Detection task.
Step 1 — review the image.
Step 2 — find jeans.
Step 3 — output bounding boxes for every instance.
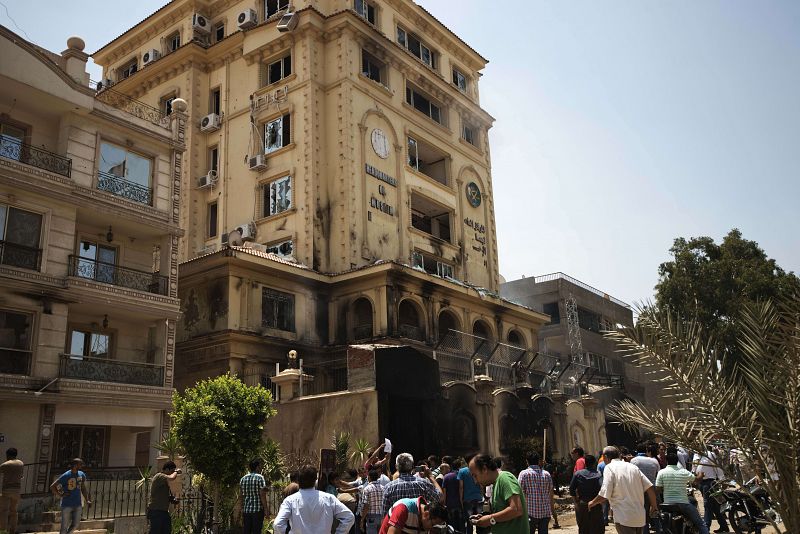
[668,502,709,534]
[148,509,171,534]
[575,501,604,534]
[644,500,662,534]
[60,506,82,534]
[699,479,728,530]
[364,513,383,534]
[243,510,264,534]
[447,507,464,532]
[0,492,21,534]
[529,516,549,534]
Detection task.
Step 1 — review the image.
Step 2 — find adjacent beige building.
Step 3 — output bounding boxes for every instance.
[0,26,186,479]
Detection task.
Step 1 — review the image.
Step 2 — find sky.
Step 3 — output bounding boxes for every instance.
[3,0,798,306]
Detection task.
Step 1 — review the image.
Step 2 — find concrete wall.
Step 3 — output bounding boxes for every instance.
[264,388,379,458]
[0,401,40,464]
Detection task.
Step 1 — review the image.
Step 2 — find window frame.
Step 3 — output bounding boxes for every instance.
[208,146,219,172]
[167,31,181,53]
[263,113,291,153]
[120,58,138,79]
[0,308,35,374]
[452,67,468,93]
[397,26,436,68]
[264,54,292,86]
[208,201,218,238]
[262,175,292,218]
[405,85,443,125]
[97,140,154,191]
[210,87,221,116]
[66,325,113,360]
[461,121,478,147]
[213,21,225,43]
[354,0,376,24]
[361,49,386,86]
[160,93,176,116]
[265,0,290,19]
[261,287,295,332]
[265,239,294,257]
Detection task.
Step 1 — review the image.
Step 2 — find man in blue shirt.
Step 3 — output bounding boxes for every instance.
[50,458,91,534]
[458,455,483,533]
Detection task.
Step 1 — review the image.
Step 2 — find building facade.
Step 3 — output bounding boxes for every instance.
[0,27,186,480]
[501,272,650,448]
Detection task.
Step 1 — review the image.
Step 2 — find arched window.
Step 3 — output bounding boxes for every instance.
[352,298,373,340]
[398,299,424,341]
[437,309,460,343]
[507,329,523,348]
[472,319,493,358]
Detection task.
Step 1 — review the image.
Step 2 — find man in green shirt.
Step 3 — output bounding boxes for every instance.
[148,461,181,534]
[655,452,707,534]
[468,454,529,534]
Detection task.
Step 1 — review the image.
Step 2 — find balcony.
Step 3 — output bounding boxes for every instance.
[398,323,424,341]
[0,349,31,375]
[68,255,168,295]
[0,241,43,271]
[60,354,165,387]
[97,171,153,205]
[94,85,170,130]
[0,136,72,177]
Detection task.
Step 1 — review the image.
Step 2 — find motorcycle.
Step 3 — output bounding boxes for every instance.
[659,488,701,534]
[710,478,780,534]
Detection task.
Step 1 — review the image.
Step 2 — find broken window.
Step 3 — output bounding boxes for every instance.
[407,136,448,185]
[214,22,225,43]
[167,32,181,52]
[397,26,435,68]
[0,310,33,374]
[405,85,442,124]
[354,0,376,24]
[410,194,451,243]
[120,58,137,79]
[262,288,294,331]
[578,306,602,333]
[361,50,385,85]
[264,114,291,153]
[412,250,454,279]
[263,176,292,217]
[461,123,478,147]
[265,54,292,86]
[266,0,289,18]
[452,68,468,92]
[210,88,221,115]
[265,239,293,257]
[68,328,111,358]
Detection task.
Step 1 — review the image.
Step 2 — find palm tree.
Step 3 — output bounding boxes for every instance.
[332,431,351,474]
[350,438,371,469]
[606,297,799,533]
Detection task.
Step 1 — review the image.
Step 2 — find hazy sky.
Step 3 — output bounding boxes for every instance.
[4,1,798,305]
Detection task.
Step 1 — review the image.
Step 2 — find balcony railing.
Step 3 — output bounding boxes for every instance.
[60,354,165,387]
[68,255,168,295]
[0,348,32,375]
[94,85,170,129]
[97,171,153,205]
[398,323,424,341]
[0,136,72,177]
[0,240,43,271]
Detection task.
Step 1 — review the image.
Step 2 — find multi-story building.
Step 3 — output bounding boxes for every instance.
[90,0,548,391]
[0,26,186,480]
[501,272,650,448]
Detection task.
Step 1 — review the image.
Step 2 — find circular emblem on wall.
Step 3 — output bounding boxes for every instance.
[371,128,390,159]
[466,182,482,207]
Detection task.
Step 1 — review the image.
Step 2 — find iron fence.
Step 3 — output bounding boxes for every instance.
[0,240,43,271]
[398,323,424,341]
[0,135,72,177]
[533,272,630,309]
[97,171,153,205]
[301,358,348,396]
[59,354,165,387]
[68,255,168,295]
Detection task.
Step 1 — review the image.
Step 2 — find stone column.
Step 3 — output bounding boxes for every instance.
[474,374,497,455]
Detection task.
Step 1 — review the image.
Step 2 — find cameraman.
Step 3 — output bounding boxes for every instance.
[148,461,182,534]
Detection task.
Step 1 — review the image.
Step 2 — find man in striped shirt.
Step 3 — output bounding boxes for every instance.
[517,452,553,534]
[240,459,268,534]
[655,453,707,534]
[360,469,385,534]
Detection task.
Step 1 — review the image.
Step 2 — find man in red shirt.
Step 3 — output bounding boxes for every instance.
[379,497,447,534]
[571,447,586,473]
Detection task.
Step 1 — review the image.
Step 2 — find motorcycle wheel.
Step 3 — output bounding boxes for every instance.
[728,507,757,534]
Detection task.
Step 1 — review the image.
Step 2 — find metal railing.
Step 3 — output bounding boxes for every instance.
[59,354,165,387]
[301,358,348,396]
[97,171,153,205]
[0,240,43,271]
[533,272,630,308]
[0,136,72,177]
[68,255,168,295]
[398,323,424,341]
[94,84,170,129]
[0,348,31,375]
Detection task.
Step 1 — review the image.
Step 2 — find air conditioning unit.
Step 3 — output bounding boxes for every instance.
[248,154,267,171]
[142,49,160,65]
[227,222,256,246]
[277,11,298,32]
[237,9,258,30]
[192,13,211,34]
[200,113,221,132]
[197,170,218,188]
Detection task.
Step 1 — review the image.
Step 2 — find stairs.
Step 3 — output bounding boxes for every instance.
[29,511,113,534]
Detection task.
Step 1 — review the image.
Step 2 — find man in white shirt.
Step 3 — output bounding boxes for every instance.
[692,447,729,532]
[274,465,355,534]
[588,446,658,534]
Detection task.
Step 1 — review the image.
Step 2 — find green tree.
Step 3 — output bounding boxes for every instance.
[171,373,275,489]
[607,297,800,533]
[655,228,799,371]
[259,438,287,488]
